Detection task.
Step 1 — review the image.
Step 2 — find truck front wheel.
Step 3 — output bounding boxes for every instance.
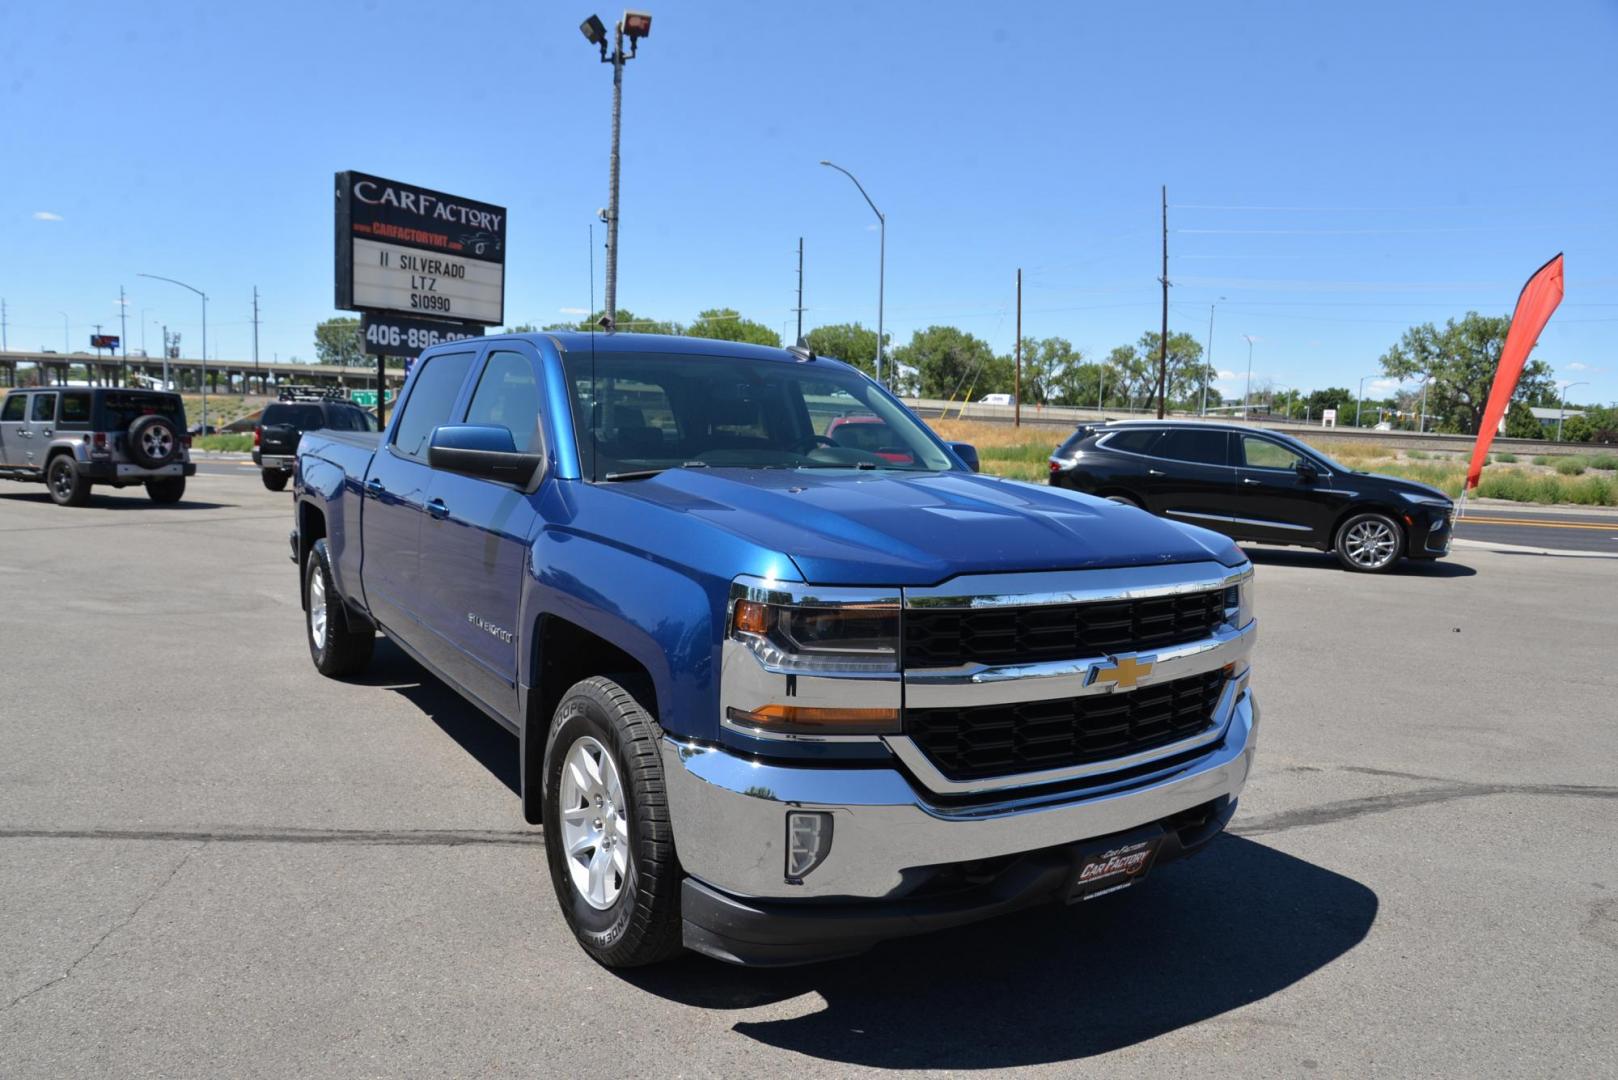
[304,539,374,677]
[543,677,682,968]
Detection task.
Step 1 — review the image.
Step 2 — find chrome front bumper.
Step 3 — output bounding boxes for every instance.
[662,687,1258,900]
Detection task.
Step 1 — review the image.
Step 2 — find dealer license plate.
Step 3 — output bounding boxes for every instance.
[1068,834,1165,902]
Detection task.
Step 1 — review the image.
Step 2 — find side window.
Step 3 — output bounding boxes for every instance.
[1241,435,1305,471]
[392,351,475,459]
[2,394,27,422]
[59,393,91,425]
[1156,429,1230,466]
[31,393,58,422]
[1101,428,1163,455]
[464,350,544,453]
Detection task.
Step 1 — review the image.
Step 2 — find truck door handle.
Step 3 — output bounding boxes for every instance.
[1242,477,1262,485]
[365,479,384,498]
[1147,468,1165,477]
[426,498,450,520]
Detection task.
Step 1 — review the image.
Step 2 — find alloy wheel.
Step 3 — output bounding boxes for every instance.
[558,735,630,910]
[1343,519,1397,569]
[308,567,327,648]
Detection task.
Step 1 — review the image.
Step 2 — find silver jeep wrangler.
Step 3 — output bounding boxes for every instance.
[0,387,195,506]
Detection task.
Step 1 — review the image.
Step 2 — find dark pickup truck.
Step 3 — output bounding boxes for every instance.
[292,332,1259,967]
[254,398,374,491]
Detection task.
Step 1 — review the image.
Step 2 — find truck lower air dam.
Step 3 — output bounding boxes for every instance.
[786,812,833,883]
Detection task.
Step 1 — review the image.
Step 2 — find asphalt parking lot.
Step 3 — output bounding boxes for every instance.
[3,469,1615,1078]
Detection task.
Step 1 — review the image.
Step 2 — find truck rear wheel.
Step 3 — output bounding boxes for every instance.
[262,470,288,492]
[544,677,682,968]
[304,539,374,676]
[47,455,91,507]
[146,476,186,504]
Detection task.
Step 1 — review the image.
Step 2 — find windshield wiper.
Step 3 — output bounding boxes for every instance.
[603,461,709,482]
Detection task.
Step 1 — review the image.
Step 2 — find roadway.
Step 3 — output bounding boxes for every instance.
[2,467,1613,1077]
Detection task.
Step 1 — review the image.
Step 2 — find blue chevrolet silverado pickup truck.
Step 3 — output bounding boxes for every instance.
[292,332,1258,967]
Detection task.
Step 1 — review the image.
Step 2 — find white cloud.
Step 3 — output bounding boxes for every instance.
[558,306,589,315]
[31,211,63,222]
[1370,378,1401,391]
[1566,361,1589,371]
[1216,369,1238,380]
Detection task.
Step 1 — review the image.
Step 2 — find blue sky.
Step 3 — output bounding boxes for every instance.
[3,0,1615,405]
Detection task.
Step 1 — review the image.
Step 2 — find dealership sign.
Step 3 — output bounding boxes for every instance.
[335,171,506,325]
[361,313,484,359]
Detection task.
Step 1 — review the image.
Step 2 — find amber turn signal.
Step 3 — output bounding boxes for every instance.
[733,599,770,635]
[725,705,901,736]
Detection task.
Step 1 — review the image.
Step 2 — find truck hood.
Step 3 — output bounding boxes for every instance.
[612,468,1243,586]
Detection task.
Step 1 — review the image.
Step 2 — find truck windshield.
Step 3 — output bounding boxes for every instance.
[560,350,955,481]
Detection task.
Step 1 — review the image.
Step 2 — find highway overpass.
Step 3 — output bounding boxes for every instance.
[0,350,405,394]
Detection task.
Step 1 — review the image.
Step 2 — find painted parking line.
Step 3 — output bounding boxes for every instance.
[1458,516,1618,532]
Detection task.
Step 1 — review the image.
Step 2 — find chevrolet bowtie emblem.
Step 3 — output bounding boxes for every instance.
[1089,655,1155,691]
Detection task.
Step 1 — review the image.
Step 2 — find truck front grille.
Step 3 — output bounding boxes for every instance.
[903,588,1226,668]
[904,670,1226,782]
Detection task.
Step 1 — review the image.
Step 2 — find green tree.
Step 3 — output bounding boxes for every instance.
[1560,413,1595,442]
[1304,387,1356,425]
[687,308,781,347]
[1130,331,1206,411]
[804,323,881,377]
[314,317,364,366]
[1504,401,1544,439]
[543,309,682,334]
[1013,337,1085,405]
[1378,312,1556,435]
[894,326,998,400]
[501,323,538,334]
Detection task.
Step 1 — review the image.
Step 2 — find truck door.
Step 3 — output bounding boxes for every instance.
[1230,433,1337,543]
[1140,427,1237,530]
[361,349,476,640]
[417,344,545,723]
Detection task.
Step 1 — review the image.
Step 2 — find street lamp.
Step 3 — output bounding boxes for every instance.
[820,160,886,387]
[60,312,69,354]
[139,273,208,430]
[580,9,653,332]
[1200,297,1225,416]
[1557,380,1589,441]
[1241,334,1256,420]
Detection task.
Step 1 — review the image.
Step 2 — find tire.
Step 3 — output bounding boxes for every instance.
[146,476,186,504]
[304,539,375,677]
[1335,511,1404,573]
[127,415,178,468]
[261,470,289,492]
[46,455,91,507]
[544,677,682,968]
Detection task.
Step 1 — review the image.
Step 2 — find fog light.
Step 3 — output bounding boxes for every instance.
[785,811,833,882]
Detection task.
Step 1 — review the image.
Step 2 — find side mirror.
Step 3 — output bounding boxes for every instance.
[427,424,543,486]
[948,441,981,473]
[1295,460,1319,481]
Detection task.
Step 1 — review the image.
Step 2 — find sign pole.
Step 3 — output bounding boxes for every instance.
[375,351,387,427]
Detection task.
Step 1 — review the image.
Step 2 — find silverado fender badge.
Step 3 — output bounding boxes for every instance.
[1088,655,1154,691]
[467,612,514,644]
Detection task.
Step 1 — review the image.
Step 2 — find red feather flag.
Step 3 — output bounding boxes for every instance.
[1466,253,1565,492]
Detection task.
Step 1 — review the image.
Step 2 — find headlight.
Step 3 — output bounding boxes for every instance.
[731,598,899,673]
[1398,491,1452,509]
[1223,571,1255,629]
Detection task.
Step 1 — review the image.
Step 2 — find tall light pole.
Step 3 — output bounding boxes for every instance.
[1241,335,1256,420]
[1201,296,1225,416]
[60,312,70,354]
[1356,373,1377,428]
[579,10,653,332]
[820,160,886,388]
[1418,372,1432,432]
[139,273,208,429]
[1557,380,1588,441]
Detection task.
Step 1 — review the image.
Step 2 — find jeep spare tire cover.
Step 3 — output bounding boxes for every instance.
[128,414,178,468]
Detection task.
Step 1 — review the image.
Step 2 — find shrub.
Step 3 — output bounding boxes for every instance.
[1408,449,1431,460]
[193,433,254,453]
[1588,453,1618,471]
[1495,452,1518,463]
[1532,455,1553,466]
[1554,457,1587,476]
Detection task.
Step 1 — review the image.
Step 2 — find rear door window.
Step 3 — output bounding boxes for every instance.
[1155,429,1230,466]
[59,392,92,426]
[392,351,476,459]
[31,393,58,422]
[1101,428,1162,455]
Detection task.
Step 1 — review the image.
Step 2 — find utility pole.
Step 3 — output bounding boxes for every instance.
[794,236,805,344]
[162,327,171,391]
[1014,268,1022,428]
[1156,185,1169,419]
[1,298,7,351]
[119,285,128,385]
[252,286,261,393]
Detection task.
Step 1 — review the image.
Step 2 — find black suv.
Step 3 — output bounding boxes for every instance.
[0,387,194,506]
[1049,420,1454,572]
[254,396,375,491]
